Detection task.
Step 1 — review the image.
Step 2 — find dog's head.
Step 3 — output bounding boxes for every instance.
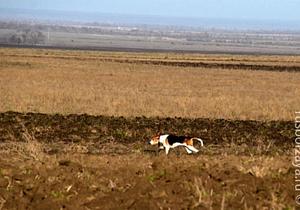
[149,134,160,145]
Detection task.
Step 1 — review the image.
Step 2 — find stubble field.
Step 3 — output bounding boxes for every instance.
[0,48,298,209]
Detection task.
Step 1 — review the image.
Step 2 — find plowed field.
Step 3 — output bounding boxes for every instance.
[0,112,294,209]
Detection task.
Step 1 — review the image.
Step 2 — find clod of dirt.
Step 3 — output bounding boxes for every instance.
[58,160,71,166]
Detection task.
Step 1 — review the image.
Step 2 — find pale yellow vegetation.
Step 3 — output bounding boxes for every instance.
[0,47,299,120]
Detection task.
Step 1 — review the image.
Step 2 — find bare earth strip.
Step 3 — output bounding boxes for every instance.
[0,151,293,210]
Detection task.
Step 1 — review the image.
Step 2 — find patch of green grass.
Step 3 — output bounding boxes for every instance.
[50,191,65,199]
[147,170,166,182]
[283,207,294,210]
[22,168,32,175]
[113,129,129,139]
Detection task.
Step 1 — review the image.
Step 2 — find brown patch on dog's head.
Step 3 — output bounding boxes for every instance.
[149,134,160,145]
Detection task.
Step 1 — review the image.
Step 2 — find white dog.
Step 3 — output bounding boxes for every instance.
[149,134,204,155]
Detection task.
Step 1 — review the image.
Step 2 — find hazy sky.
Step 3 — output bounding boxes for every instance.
[0,0,299,20]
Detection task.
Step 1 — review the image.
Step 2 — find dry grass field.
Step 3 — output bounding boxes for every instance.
[0,47,298,209]
[0,47,300,120]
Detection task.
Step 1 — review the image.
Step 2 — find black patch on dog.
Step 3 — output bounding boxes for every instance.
[167,135,189,145]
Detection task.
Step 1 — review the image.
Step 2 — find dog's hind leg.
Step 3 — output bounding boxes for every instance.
[185,147,193,154]
[186,145,199,153]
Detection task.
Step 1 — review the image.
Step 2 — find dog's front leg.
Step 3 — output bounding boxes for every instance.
[165,146,170,155]
[156,142,164,155]
[158,142,164,150]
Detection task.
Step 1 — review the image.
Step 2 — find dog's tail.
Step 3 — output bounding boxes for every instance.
[192,138,204,147]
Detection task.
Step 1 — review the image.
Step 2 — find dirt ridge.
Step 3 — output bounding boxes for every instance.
[114,59,300,72]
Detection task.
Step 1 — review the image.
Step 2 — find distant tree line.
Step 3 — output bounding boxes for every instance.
[0,20,299,47]
[8,29,46,45]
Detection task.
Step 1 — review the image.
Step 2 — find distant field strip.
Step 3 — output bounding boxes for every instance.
[108,59,300,72]
[0,47,299,120]
[2,49,300,72]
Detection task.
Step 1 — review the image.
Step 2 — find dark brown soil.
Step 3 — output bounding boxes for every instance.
[0,112,295,209]
[0,111,293,147]
[111,58,300,72]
